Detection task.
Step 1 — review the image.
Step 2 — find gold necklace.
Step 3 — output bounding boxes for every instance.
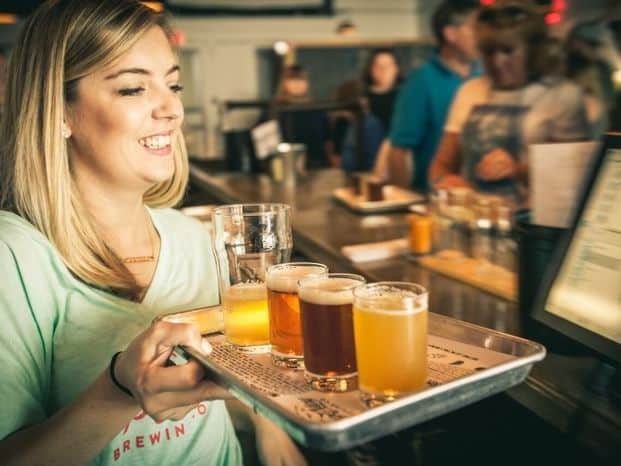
[122,210,155,264]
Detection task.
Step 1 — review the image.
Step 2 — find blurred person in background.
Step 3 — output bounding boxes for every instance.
[331,80,385,172]
[566,22,615,135]
[374,0,480,191]
[330,79,364,168]
[362,48,403,134]
[606,19,621,130]
[267,64,332,168]
[271,64,311,106]
[430,0,591,205]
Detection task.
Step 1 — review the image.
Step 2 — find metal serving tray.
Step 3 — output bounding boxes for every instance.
[177,312,545,451]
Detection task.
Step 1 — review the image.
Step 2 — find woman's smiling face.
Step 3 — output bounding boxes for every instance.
[67,26,184,193]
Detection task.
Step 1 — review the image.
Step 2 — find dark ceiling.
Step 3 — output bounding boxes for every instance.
[1,0,44,16]
[1,1,333,18]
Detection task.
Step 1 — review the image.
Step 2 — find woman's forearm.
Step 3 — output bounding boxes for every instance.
[1,370,139,466]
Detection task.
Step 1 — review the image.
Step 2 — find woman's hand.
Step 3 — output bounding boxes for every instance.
[254,415,307,466]
[476,149,518,182]
[113,321,232,422]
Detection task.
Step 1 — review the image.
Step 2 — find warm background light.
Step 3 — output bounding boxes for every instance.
[613,69,621,90]
[273,41,290,56]
[0,13,18,24]
[141,2,164,12]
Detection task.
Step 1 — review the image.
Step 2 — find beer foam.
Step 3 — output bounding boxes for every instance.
[298,278,361,306]
[267,266,326,293]
[356,302,427,316]
[355,294,428,316]
[225,282,267,301]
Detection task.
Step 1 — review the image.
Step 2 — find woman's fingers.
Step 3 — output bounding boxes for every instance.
[112,320,213,396]
[111,319,228,423]
[140,359,206,393]
[146,321,206,357]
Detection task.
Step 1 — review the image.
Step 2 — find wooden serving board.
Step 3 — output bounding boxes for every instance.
[415,250,517,302]
[332,186,425,214]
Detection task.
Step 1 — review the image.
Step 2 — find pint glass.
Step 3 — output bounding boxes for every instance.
[298,273,366,392]
[353,282,428,404]
[213,203,292,352]
[266,262,328,368]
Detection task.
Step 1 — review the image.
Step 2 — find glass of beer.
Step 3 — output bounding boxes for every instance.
[266,262,328,368]
[213,204,292,352]
[353,282,428,404]
[298,273,366,392]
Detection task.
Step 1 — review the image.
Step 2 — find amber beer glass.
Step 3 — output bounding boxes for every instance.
[266,263,328,368]
[353,282,428,404]
[298,273,366,392]
[213,204,292,352]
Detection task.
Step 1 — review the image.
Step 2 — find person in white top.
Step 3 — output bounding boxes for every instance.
[429,0,591,205]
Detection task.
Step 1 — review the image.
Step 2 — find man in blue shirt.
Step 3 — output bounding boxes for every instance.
[377,0,480,190]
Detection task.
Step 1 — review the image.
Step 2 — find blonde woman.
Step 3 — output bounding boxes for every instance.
[0,1,305,465]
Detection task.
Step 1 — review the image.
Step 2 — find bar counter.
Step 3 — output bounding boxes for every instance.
[188,163,620,463]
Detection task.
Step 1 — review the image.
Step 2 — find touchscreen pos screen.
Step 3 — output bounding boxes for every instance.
[541,144,621,354]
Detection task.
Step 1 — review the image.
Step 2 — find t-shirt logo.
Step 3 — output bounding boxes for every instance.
[112,403,210,462]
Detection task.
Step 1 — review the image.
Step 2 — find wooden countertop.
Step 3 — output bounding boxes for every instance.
[188,164,620,462]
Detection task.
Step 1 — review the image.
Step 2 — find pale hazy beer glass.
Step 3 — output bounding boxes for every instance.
[213,204,292,352]
[266,262,328,368]
[298,273,366,392]
[353,282,428,404]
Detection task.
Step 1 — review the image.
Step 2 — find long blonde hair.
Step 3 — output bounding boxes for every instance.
[0,0,189,300]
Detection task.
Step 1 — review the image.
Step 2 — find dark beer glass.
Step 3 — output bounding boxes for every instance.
[298,273,366,392]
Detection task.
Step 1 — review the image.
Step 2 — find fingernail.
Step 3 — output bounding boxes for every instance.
[201,338,213,355]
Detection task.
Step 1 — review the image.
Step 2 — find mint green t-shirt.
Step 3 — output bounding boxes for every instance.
[0,209,242,466]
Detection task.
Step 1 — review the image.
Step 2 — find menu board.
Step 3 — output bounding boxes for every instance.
[545,148,621,344]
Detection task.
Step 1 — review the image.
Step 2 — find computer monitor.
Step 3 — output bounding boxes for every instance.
[532,133,621,366]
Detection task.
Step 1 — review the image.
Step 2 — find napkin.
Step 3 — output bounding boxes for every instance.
[341,238,409,263]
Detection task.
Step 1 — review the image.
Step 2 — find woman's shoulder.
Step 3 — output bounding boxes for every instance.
[0,210,51,252]
[0,211,72,301]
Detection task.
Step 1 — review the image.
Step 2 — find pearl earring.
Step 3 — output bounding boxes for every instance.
[61,124,71,139]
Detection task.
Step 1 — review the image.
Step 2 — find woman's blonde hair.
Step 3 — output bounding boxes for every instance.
[0,0,189,300]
